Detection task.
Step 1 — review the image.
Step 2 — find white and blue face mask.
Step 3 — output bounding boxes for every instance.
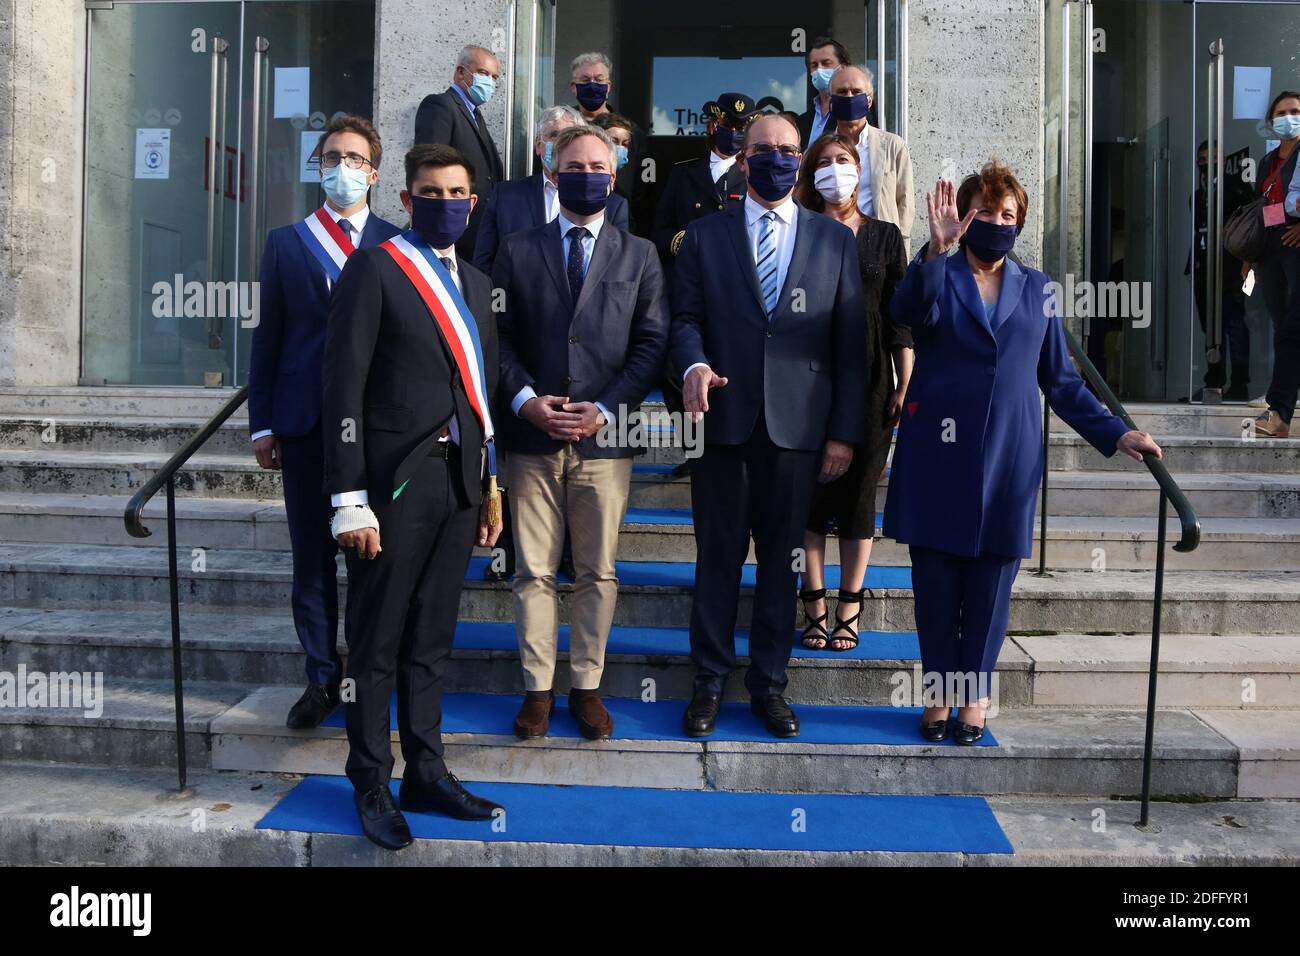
[615,144,629,169]
[321,164,370,207]
[467,71,496,107]
[1272,114,1300,141]
[811,67,836,93]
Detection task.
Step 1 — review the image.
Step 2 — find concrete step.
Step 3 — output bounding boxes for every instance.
[0,416,253,456]
[2,493,1295,570]
[1050,401,1290,438]
[1,677,1292,799]
[4,762,1298,865]
[0,542,1294,633]
[2,604,1296,709]
[0,386,249,420]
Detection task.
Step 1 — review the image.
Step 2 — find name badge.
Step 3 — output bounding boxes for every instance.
[1263,202,1287,227]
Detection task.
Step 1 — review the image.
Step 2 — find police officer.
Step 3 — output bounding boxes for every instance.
[652,93,755,278]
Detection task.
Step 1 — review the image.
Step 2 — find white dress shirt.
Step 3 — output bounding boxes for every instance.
[853,124,876,217]
[330,244,464,509]
[683,194,799,383]
[542,173,560,222]
[510,211,612,428]
[250,203,371,444]
[708,149,737,185]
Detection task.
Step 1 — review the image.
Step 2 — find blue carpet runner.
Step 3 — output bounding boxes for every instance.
[464,556,913,590]
[625,507,883,531]
[255,778,1013,854]
[453,621,921,660]
[318,692,996,747]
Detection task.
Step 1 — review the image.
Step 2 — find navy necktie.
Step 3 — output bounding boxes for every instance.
[566,226,589,303]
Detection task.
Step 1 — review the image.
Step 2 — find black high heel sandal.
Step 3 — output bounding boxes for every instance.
[828,588,863,651]
[799,588,829,650]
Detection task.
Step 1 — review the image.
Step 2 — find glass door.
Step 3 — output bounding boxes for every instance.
[508,0,557,180]
[81,0,375,387]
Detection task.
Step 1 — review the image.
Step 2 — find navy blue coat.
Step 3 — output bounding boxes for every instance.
[669,203,868,451]
[492,218,668,459]
[883,247,1129,558]
[472,172,630,273]
[248,210,401,438]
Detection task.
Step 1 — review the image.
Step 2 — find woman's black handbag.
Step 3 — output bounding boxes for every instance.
[1222,197,1267,262]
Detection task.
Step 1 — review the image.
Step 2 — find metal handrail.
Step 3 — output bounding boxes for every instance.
[123,385,248,792]
[1047,325,1200,829]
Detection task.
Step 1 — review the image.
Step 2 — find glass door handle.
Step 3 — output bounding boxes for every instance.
[205,35,230,347]
[248,37,270,286]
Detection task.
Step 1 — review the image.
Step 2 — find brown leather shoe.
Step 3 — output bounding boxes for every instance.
[1255,410,1291,439]
[568,688,614,739]
[513,690,554,739]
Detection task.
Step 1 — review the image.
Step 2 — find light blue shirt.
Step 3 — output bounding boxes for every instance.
[807,98,832,145]
[449,82,478,121]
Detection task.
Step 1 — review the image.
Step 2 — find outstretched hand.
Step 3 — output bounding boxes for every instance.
[925,179,977,260]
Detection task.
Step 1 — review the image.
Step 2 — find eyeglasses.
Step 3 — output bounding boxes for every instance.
[321,151,374,170]
[748,143,801,158]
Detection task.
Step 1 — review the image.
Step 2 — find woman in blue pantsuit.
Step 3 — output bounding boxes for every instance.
[884,162,1163,744]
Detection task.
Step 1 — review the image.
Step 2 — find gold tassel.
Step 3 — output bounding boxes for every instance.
[484,475,502,528]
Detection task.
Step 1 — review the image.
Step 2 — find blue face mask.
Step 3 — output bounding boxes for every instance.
[830,93,870,121]
[615,144,629,169]
[712,125,745,156]
[1272,115,1300,140]
[466,72,496,107]
[811,67,836,93]
[321,165,370,208]
[575,82,610,111]
[962,217,1019,263]
[557,171,612,215]
[542,140,557,172]
[409,195,472,249]
[744,149,801,202]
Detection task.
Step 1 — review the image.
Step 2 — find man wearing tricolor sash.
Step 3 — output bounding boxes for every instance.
[322,144,504,851]
[248,114,401,732]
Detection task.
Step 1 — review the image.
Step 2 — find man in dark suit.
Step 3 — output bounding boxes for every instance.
[322,144,505,851]
[413,44,504,260]
[670,113,868,739]
[248,114,401,731]
[796,37,852,148]
[492,124,668,742]
[473,105,630,274]
[650,92,753,277]
[568,51,651,233]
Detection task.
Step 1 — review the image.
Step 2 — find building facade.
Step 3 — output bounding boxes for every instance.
[0,0,1295,401]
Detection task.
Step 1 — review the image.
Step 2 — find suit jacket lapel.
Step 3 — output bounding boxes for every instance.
[994,256,1028,332]
[541,219,573,311]
[686,158,718,202]
[573,220,615,320]
[949,253,995,339]
[356,211,384,249]
[527,173,547,227]
[777,207,814,320]
[725,206,766,315]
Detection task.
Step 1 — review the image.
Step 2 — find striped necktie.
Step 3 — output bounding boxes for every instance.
[756,211,779,316]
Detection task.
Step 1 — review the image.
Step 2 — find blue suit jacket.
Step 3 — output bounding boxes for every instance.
[668,203,868,451]
[493,217,668,459]
[882,246,1129,558]
[472,172,630,273]
[248,210,402,438]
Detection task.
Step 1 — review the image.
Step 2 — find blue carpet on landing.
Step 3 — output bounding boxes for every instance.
[255,777,1013,854]
[464,556,912,590]
[625,507,884,531]
[452,620,920,660]
[318,692,995,746]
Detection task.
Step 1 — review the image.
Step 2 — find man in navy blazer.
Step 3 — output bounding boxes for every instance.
[414,44,505,261]
[670,113,868,739]
[248,114,401,730]
[493,124,668,742]
[473,105,629,274]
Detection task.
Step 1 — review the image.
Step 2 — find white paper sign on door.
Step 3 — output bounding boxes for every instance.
[134,128,171,179]
[274,66,310,119]
[300,131,325,183]
[1232,66,1272,121]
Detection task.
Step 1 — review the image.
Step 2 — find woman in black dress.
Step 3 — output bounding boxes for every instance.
[793,133,913,650]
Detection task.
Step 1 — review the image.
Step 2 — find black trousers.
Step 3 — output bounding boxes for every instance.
[1256,233,1300,423]
[342,450,478,793]
[688,412,819,698]
[278,424,341,686]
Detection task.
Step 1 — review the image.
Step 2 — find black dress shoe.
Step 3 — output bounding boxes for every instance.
[952,721,986,746]
[751,695,799,738]
[683,690,721,737]
[285,682,340,730]
[919,717,950,742]
[399,771,502,821]
[483,566,512,583]
[354,784,412,851]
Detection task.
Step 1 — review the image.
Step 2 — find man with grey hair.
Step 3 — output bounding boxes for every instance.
[829,64,914,249]
[569,51,649,232]
[415,44,505,258]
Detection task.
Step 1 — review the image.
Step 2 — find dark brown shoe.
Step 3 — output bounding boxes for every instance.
[568,688,614,739]
[513,690,554,739]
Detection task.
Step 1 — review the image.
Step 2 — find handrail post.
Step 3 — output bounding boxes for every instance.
[1037,400,1050,574]
[1137,489,1168,828]
[166,476,188,794]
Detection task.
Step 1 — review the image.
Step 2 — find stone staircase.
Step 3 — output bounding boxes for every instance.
[1,386,1298,865]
